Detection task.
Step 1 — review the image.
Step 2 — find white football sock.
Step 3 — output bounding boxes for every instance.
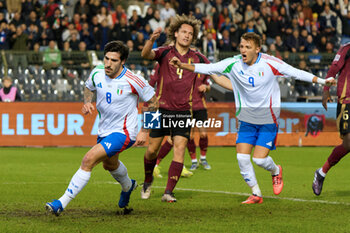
[237,153,258,187]
[59,168,91,209]
[252,184,262,197]
[253,156,279,176]
[109,161,132,192]
[191,158,198,163]
[319,168,326,177]
[58,194,72,209]
[200,155,206,160]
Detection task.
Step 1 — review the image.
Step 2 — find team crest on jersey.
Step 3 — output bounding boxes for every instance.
[97,82,102,88]
[334,54,340,62]
[258,69,264,77]
[116,85,123,95]
[116,88,123,95]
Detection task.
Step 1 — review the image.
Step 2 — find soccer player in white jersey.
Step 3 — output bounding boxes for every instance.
[170,32,335,204]
[46,41,157,215]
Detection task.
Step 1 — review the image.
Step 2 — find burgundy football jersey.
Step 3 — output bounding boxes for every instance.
[192,73,211,111]
[325,43,350,104]
[153,45,210,111]
[149,62,160,90]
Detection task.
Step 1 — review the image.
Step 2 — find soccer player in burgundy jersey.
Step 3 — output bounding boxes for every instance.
[148,62,193,179]
[138,14,210,202]
[154,72,213,172]
[312,43,350,196]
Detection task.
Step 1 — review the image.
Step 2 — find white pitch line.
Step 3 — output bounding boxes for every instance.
[2,181,349,206]
[155,186,350,206]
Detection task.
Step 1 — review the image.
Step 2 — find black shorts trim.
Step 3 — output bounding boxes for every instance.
[192,109,208,122]
[149,108,191,139]
[336,103,350,137]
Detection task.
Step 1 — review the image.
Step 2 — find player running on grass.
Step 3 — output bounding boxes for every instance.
[312,42,350,196]
[170,32,335,204]
[45,41,156,215]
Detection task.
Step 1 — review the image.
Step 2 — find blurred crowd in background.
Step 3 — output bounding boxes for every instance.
[0,0,345,101]
[1,0,349,58]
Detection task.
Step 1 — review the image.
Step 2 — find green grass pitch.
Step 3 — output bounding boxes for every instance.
[1,146,350,233]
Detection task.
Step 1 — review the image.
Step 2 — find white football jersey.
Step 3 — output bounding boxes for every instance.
[85,65,155,139]
[195,53,316,124]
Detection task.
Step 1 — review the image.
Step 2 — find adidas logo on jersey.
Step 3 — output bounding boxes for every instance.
[97,82,102,88]
[104,142,112,149]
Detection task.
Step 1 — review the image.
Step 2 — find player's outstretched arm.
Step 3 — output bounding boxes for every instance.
[211,74,233,90]
[141,27,162,60]
[135,95,158,146]
[169,57,195,72]
[82,87,95,115]
[277,60,336,86]
[312,76,336,87]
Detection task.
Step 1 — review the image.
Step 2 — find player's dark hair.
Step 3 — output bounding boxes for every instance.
[241,32,262,48]
[104,40,129,61]
[168,14,201,44]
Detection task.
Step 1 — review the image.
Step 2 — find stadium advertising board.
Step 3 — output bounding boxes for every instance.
[0,102,341,146]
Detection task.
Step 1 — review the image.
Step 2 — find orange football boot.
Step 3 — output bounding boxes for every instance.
[241,194,263,204]
[272,165,284,195]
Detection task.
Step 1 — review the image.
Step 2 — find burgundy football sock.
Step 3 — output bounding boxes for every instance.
[156,141,173,165]
[187,139,197,159]
[144,157,157,183]
[165,161,183,193]
[199,136,208,157]
[322,144,349,173]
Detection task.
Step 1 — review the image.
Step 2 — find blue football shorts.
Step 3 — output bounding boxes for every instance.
[97,132,135,157]
[236,121,278,150]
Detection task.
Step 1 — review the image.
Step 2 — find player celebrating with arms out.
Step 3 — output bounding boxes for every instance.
[170,32,335,204]
[139,14,211,202]
[46,41,157,215]
[312,42,350,196]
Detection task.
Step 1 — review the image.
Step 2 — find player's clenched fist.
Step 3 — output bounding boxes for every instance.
[325,77,336,87]
[150,27,162,41]
[82,102,94,115]
[169,57,181,68]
